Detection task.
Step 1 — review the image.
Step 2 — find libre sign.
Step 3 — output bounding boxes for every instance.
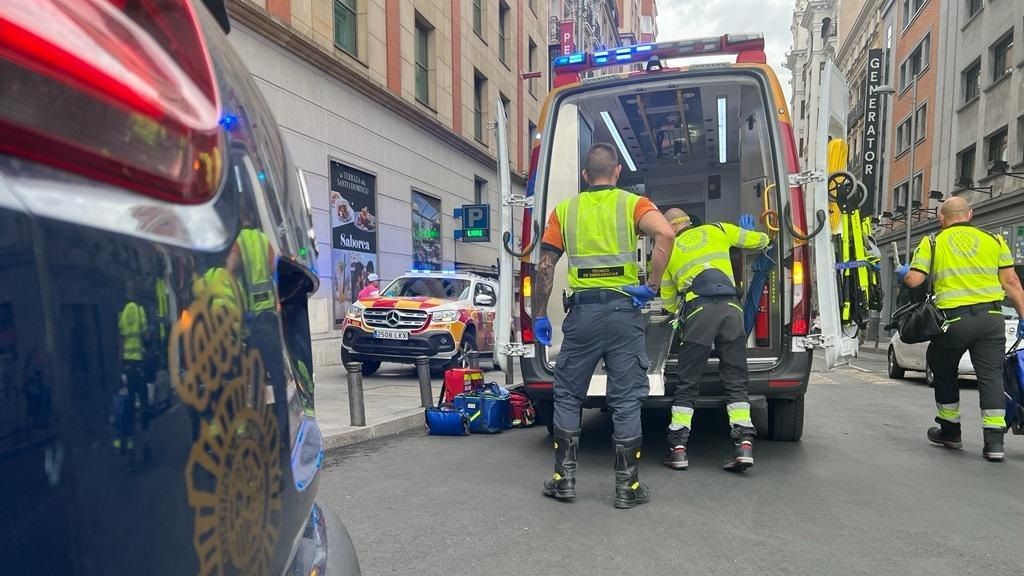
[861,48,884,216]
[456,204,490,243]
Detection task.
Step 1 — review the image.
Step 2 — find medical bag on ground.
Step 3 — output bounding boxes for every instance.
[508,390,536,428]
[442,368,484,404]
[425,385,469,436]
[453,383,509,434]
[1003,339,1024,435]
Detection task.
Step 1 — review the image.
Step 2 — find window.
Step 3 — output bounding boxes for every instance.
[962,60,981,103]
[799,137,805,156]
[912,173,923,199]
[903,0,926,28]
[411,191,442,270]
[900,34,930,91]
[333,0,358,56]
[1018,117,1024,164]
[800,100,806,120]
[992,32,1014,83]
[894,181,910,211]
[987,127,1009,167]
[498,2,509,65]
[472,0,483,37]
[474,177,487,205]
[896,117,912,155]
[528,120,537,159]
[818,61,825,84]
[914,104,927,142]
[957,145,976,184]
[414,16,432,106]
[473,71,487,143]
[528,38,538,97]
[966,0,982,20]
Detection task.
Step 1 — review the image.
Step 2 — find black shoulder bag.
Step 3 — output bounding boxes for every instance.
[892,234,946,344]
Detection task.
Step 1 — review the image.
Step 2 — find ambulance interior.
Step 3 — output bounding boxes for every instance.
[543,74,787,363]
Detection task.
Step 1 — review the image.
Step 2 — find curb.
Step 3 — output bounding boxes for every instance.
[322,411,424,453]
[857,345,886,356]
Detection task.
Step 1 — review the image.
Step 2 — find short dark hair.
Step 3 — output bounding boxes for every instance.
[584,143,620,180]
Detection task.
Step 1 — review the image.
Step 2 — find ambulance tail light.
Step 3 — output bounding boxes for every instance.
[779,114,811,337]
[0,0,223,204]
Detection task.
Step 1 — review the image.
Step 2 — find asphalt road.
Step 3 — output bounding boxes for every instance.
[319,353,1024,576]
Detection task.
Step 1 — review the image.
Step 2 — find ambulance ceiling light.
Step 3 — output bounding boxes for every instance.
[600,111,637,172]
[717,96,727,164]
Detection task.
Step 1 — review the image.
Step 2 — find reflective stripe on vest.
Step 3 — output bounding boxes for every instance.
[668,224,738,302]
[155,277,169,341]
[556,189,640,290]
[238,228,275,312]
[119,302,146,361]
[929,226,1006,309]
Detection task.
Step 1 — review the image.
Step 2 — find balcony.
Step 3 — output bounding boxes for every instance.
[549,17,559,45]
[847,100,865,126]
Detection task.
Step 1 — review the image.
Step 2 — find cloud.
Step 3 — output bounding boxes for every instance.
[656,0,794,104]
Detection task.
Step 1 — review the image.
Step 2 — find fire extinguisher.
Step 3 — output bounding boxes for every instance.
[755,284,770,347]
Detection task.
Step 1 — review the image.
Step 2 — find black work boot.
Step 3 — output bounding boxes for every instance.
[613,437,650,509]
[542,427,580,501]
[983,429,1005,462]
[927,420,963,449]
[663,427,690,470]
[723,435,754,472]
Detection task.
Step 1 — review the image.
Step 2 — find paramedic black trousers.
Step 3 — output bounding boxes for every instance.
[553,291,649,439]
[926,302,1006,427]
[668,296,752,446]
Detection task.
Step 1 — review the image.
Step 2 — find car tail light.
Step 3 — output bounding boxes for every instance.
[520,271,534,342]
[0,0,223,203]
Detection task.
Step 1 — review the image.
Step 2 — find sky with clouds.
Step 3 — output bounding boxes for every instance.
[656,0,795,103]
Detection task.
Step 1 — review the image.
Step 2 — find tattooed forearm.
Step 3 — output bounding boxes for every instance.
[533,248,559,317]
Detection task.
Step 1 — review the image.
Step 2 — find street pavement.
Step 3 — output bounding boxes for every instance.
[318,353,1024,576]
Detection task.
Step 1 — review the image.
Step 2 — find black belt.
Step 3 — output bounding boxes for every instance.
[568,289,630,306]
[943,301,1001,316]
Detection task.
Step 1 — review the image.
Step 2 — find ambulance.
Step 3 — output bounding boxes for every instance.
[494,34,858,441]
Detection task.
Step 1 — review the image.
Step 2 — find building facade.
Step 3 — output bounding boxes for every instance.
[616,0,657,44]
[785,0,839,174]
[227,0,545,366]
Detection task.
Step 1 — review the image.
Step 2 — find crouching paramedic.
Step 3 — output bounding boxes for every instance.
[660,208,770,472]
[900,197,1024,462]
[533,143,675,509]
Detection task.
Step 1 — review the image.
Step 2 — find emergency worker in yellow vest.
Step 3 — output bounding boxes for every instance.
[533,143,675,509]
[660,208,770,472]
[117,289,149,466]
[228,217,283,405]
[901,197,1024,461]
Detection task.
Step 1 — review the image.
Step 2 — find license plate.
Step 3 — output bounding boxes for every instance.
[374,329,408,340]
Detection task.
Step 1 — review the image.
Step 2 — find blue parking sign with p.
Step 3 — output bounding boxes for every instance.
[459,204,490,242]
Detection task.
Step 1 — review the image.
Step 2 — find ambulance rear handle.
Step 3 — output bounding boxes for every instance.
[503,221,541,258]
[783,204,827,241]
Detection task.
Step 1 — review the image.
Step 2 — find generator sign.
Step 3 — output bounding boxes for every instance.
[861,48,884,216]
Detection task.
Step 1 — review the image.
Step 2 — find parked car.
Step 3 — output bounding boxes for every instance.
[0,1,359,572]
[341,270,498,374]
[887,301,1019,385]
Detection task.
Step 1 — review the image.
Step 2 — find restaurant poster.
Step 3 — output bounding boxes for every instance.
[330,160,378,327]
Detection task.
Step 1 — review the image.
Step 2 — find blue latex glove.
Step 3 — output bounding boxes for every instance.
[896,264,910,281]
[739,213,756,230]
[534,316,552,346]
[622,285,658,308]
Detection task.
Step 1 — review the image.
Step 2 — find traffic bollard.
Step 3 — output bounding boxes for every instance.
[345,362,366,427]
[467,349,480,369]
[415,356,433,408]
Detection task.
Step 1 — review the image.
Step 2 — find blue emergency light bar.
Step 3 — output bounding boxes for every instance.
[552,33,765,76]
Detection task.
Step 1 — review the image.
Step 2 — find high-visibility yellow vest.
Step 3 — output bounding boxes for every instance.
[237,228,275,312]
[118,301,147,361]
[555,188,640,291]
[910,223,1013,309]
[660,222,770,312]
[155,277,169,343]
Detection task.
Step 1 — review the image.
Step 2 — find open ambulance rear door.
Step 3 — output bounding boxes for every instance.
[808,60,859,369]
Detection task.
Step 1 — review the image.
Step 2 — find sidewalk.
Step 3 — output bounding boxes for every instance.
[315,362,505,452]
